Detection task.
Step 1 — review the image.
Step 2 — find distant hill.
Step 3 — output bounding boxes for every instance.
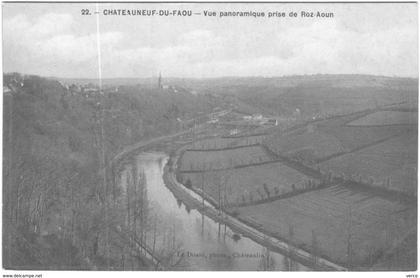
[181,75,418,118]
[46,74,418,90]
[169,74,418,90]
[12,73,419,121]
[50,77,156,87]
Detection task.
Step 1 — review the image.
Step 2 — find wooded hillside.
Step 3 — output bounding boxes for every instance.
[2,73,221,269]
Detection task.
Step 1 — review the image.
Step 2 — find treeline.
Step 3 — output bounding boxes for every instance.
[3,73,220,269]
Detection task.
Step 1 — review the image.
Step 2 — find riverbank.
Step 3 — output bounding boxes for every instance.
[109,107,411,271]
[163,148,348,271]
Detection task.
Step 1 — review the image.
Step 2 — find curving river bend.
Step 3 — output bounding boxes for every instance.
[119,152,309,271]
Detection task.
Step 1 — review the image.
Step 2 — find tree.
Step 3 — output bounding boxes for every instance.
[177,175,183,184]
[200,163,207,236]
[263,183,271,198]
[311,230,318,265]
[346,205,353,269]
[287,224,297,271]
[282,255,291,271]
[185,178,192,189]
[256,188,265,200]
[259,246,276,271]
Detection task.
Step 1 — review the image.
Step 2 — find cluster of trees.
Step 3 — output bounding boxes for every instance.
[115,160,186,270]
[237,179,321,206]
[3,73,220,270]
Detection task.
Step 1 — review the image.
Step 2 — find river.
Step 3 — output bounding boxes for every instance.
[119,152,309,271]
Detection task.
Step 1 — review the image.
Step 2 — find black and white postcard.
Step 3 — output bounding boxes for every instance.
[2,2,418,274]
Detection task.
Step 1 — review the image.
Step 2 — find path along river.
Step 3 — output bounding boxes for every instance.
[119,152,310,271]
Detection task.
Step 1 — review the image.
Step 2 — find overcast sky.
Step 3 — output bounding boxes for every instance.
[3,3,418,78]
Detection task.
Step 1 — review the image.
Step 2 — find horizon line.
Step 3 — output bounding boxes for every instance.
[4,72,419,80]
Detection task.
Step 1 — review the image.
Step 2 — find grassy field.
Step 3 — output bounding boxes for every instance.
[319,124,410,151]
[263,112,367,162]
[179,145,272,171]
[347,111,417,126]
[264,110,415,162]
[320,131,417,194]
[189,137,241,149]
[264,127,346,163]
[180,161,316,205]
[237,185,417,269]
[176,104,417,269]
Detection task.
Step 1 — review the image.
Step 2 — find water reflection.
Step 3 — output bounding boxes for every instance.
[119,152,308,271]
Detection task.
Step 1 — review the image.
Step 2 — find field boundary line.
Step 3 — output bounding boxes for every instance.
[164,151,348,271]
[316,133,404,163]
[179,158,281,173]
[185,143,260,152]
[221,132,268,138]
[227,182,334,208]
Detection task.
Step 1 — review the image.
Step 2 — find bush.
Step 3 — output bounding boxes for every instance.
[231,210,239,217]
[185,178,192,189]
[176,174,183,184]
[263,183,270,198]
